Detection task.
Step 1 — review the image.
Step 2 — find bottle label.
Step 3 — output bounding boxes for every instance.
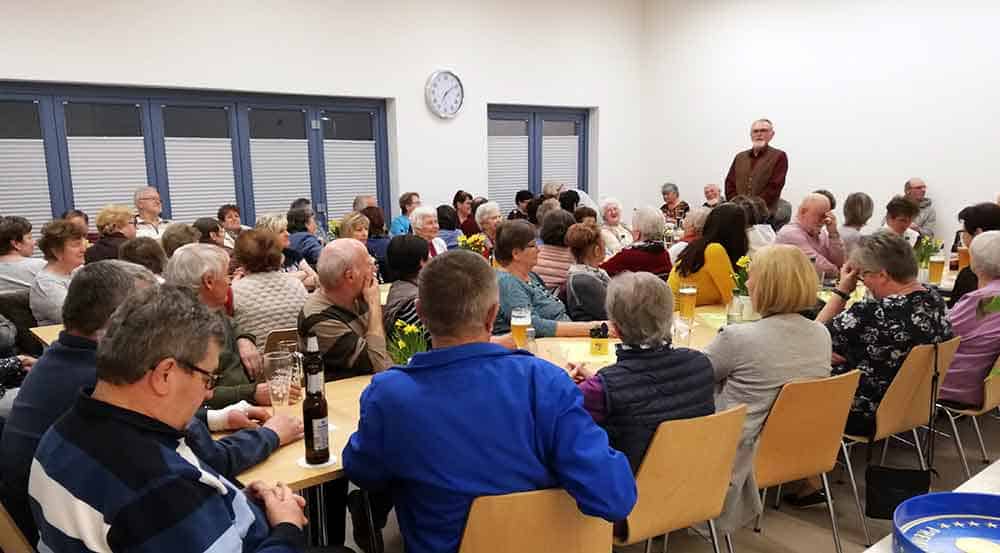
[307,372,324,394]
[312,417,329,450]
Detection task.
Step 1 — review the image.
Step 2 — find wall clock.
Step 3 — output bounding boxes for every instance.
[425,70,464,119]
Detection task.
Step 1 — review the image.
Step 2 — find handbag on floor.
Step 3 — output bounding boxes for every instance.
[863,342,939,520]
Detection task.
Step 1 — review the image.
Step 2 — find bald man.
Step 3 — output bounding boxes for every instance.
[775,193,845,276]
[724,119,788,217]
[903,178,935,236]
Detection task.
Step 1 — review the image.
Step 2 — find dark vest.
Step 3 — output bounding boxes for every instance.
[600,345,715,473]
[732,146,784,201]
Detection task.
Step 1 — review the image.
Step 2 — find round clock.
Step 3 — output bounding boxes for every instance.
[425,70,464,119]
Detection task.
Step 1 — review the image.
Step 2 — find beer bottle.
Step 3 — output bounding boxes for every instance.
[302,335,330,465]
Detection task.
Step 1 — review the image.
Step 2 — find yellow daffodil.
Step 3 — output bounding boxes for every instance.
[397,339,406,349]
[395,319,406,329]
[736,255,751,269]
[404,324,419,335]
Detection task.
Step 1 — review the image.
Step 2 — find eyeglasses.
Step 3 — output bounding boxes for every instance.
[176,359,220,390]
[139,196,161,203]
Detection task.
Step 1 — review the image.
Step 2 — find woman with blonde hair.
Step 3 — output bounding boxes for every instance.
[85,205,137,264]
[340,211,370,242]
[704,244,832,532]
[255,213,317,289]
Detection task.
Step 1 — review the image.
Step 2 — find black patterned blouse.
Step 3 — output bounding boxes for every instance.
[828,288,953,430]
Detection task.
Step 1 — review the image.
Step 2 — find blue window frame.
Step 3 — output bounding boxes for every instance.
[487,105,589,194]
[0,82,390,226]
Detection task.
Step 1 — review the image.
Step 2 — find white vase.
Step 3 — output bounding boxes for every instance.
[739,295,760,321]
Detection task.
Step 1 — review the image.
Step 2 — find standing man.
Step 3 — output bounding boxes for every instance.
[133,186,171,241]
[724,119,789,223]
[903,178,936,237]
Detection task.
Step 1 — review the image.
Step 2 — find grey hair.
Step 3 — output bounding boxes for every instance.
[661,182,679,196]
[352,195,374,212]
[255,213,288,234]
[605,272,674,347]
[970,230,1000,280]
[536,198,561,226]
[632,206,666,241]
[683,207,711,233]
[849,231,918,282]
[418,250,498,338]
[133,185,156,205]
[62,260,157,336]
[316,240,365,290]
[409,205,437,230]
[843,192,874,227]
[542,181,564,197]
[752,118,774,129]
[599,197,622,216]
[164,243,229,291]
[96,285,225,385]
[474,201,501,227]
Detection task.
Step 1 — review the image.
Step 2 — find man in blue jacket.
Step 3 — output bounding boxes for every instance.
[343,250,637,553]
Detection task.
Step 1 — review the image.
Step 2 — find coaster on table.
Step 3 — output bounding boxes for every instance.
[296,456,338,469]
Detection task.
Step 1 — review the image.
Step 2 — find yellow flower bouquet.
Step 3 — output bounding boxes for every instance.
[458,233,489,256]
[387,319,429,365]
[914,235,944,267]
[732,255,751,296]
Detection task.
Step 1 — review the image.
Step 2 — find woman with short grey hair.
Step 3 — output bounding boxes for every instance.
[600,206,672,278]
[567,271,714,472]
[817,231,952,437]
[668,207,711,264]
[410,206,448,257]
[474,201,503,255]
[660,182,690,222]
[599,198,632,256]
[940,230,1000,407]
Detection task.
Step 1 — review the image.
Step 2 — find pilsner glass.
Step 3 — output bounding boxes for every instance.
[928,254,946,285]
[511,306,532,348]
[958,247,970,271]
[264,352,293,414]
[678,282,698,323]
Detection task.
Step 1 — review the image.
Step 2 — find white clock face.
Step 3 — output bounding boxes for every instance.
[425,70,464,119]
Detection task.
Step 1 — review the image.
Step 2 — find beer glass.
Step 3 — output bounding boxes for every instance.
[264,352,293,414]
[958,247,970,271]
[511,306,532,349]
[677,282,698,324]
[928,254,946,285]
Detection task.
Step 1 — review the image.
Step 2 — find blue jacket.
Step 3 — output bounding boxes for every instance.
[0,332,279,541]
[389,215,411,236]
[342,342,637,553]
[288,231,323,267]
[437,229,463,250]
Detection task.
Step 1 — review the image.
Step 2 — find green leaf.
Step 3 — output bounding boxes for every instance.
[976,296,1000,319]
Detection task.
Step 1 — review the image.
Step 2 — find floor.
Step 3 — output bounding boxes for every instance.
[342,411,1000,553]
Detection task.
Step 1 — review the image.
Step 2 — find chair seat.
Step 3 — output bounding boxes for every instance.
[939,403,991,417]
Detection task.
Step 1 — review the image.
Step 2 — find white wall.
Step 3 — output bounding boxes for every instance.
[0,0,645,218]
[641,0,1000,243]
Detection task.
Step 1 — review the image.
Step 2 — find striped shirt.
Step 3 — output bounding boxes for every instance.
[29,392,303,553]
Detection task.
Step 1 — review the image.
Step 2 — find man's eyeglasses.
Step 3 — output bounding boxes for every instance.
[176,359,220,390]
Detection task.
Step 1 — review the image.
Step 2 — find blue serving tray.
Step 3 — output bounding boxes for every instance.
[894,492,1000,552]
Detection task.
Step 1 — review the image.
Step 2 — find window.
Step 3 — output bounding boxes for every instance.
[161,105,237,223]
[65,102,142,136]
[322,110,377,221]
[247,108,312,218]
[0,99,52,256]
[487,105,588,214]
[0,101,42,139]
[163,106,230,138]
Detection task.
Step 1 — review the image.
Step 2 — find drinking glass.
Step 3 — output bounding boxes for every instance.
[672,319,692,348]
[264,352,293,414]
[928,254,946,285]
[279,340,304,391]
[677,281,698,325]
[511,306,532,349]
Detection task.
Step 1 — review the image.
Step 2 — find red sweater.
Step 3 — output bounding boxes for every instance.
[600,242,672,279]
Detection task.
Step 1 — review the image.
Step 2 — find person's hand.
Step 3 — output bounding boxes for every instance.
[566,361,597,381]
[362,273,381,306]
[231,267,247,282]
[237,338,263,378]
[910,223,921,231]
[490,334,516,349]
[831,352,847,366]
[824,211,839,233]
[253,383,273,406]
[247,481,308,529]
[262,414,305,446]
[837,263,860,295]
[17,355,36,371]
[225,405,270,429]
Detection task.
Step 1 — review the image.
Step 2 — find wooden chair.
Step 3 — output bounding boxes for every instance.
[263,328,299,353]
[938,355,1000,479]
[457,488,611,553]
[752,371,861,553]
[840,336,960,545]
[0,498,33,553]
[615,405,747,553]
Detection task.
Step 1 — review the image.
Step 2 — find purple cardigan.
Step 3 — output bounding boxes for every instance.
[940,279,1000,406]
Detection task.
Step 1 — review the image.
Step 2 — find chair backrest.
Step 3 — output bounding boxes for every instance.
[874,336,960,441]
[618,404,747,545]
[263,328,299,353]
[0,498,33,553]
[458,488,611,553]
[753,371,861,488]
[0,290,43,356]
[979,357,1000,413]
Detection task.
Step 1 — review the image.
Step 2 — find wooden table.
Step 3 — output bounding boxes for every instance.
[864,458,1000,552]
[30,324,63,347]
[234,375,372,490]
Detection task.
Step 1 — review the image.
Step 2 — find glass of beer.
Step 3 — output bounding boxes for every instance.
[958,247,970,271]
[511,306,532,348]
[678,282,698,324]
[264,352,294,415]
[928,254,946,285]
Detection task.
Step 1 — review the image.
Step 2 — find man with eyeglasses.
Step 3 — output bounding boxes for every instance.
[27,284,308,553]
[133,185,171,241]
[1,261,303,544]
[724,118,789,225]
